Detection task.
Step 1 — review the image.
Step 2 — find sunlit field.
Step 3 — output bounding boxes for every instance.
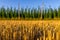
[0,20,60,40]
[0,0,60,40]
[0,3,60,40]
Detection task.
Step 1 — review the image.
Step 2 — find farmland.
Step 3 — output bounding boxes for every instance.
[0,20,60,27]
[0,20,60,26]
[0,20,60,40]
[0,6,60,40]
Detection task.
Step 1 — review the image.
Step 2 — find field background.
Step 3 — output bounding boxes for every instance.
[0,20,60,28]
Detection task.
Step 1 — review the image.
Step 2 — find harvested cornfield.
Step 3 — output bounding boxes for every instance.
[0,20,60,40]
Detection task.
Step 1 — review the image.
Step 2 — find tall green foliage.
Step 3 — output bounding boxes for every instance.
[0,7,5,18]
[44,9,47,19]
[37,7,41,19]
[0,7,60,19]
[13,8,17,18]
[9,7,13,18]
[58,7,60,18]
[20,8,24,18]
[54,9,58,18]
[30,9,34,18]
[27,8,31,18]
[6,8,10,18]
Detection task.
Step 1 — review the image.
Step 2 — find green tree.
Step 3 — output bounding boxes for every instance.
[58,7,60,18]
[30,8,34,19]
[9,7,13,18]
[37,7,41,19]
[48,8,54,19]
[24,8,28,18]
[0,9,1,18]
[44,9,48,19]
[54,9,58,19]
[34,9,38,18]
[47,9,49,19]
[27,8,31,18]
[13,8,17,18]
[0,7,5,18]
[20,8,24,18]
[42,10,45,19]
[5,8,10,18]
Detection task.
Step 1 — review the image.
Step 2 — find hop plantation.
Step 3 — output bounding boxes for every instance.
[0,7,60,19]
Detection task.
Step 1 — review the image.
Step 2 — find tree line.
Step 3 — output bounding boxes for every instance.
[0,7,60,19]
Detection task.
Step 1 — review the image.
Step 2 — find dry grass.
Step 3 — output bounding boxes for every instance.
[0,20,60,40]
[0,20,60,27]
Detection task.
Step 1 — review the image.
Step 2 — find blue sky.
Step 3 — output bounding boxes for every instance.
[0,0,60,9]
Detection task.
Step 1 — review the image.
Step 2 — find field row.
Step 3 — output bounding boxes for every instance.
[0,20,60,27]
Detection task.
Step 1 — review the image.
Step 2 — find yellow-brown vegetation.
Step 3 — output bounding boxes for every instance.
[0,20,60,40]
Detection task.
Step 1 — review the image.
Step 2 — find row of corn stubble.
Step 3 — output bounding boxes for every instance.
[0,23,60,40]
